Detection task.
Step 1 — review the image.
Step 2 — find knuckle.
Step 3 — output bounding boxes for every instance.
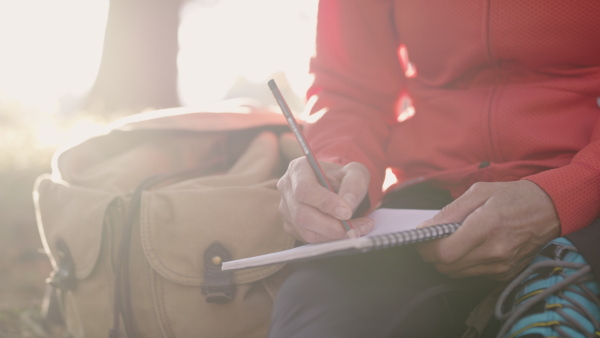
[276,177,286,191]
[288,157,304,170]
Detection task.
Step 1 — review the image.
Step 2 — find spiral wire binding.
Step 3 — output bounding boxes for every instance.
[368,222,462,250]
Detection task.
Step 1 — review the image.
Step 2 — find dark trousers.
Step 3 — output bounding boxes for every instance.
[268,183,500,338]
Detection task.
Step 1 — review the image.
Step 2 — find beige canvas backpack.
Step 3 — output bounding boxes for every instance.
[33,106,298,337]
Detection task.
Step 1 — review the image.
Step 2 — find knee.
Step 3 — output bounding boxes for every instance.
[268,264,351,338]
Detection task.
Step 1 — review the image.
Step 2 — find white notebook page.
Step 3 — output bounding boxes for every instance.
[221,208,440,271]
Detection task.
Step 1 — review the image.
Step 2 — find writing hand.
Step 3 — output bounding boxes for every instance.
[416,180,560,281]
[277,158,374,243]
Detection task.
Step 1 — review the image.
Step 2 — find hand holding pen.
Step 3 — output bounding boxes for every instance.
[269,79,373,242]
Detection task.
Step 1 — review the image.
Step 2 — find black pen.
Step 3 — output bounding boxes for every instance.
[268,79,359,239]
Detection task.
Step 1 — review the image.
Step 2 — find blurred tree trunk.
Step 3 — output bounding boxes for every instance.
[86,0,183,114]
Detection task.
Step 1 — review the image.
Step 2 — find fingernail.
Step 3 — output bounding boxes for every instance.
[354,218,374,235]
[359,223,372,235]
[335,206,352,220]
[346,229,360,239]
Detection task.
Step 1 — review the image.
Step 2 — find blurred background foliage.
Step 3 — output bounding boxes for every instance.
[0,0,317,335]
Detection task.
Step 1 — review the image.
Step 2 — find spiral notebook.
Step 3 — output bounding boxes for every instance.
[221,209,461,271]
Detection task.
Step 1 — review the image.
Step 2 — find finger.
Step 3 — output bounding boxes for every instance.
[292,216,374,243]
[280,195,333,243]
[417,182,492,228]
[434,235,539,278]
[292,224,337,244]
[443,254,533,281]
[293,179,353,220]
[289,203,350,242]
[277,171,294,206]
[336,162,370,212]
[285,199,375,242]
[427,237,509,274]
[280,194,373,243]
[279,198,302,240]
[286,162,353,220]
[351,216,375,236]
[418,203,491,264]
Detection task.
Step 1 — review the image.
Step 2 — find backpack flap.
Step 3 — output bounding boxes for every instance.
[140,131,295,286]
[34,176,117,281]
[133,131,294,338]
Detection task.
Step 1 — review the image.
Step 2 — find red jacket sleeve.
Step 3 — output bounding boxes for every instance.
[304,0,404,211]
[525,114,600,235]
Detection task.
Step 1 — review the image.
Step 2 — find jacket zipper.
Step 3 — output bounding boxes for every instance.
[482,0,502,164]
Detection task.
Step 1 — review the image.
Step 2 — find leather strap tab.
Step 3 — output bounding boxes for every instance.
[201,241,236,304]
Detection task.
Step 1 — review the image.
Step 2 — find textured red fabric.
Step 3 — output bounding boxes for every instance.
[304,0,600,235]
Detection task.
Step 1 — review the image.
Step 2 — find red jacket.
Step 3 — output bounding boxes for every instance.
[304,0,600,235]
